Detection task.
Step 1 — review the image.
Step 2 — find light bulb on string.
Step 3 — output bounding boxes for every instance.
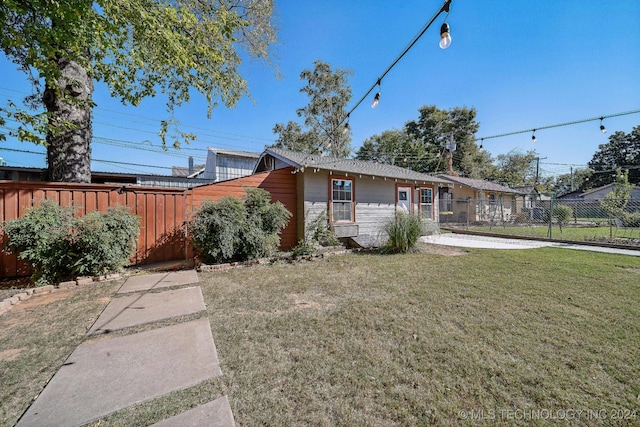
[371,80,381,109]
[371,92,380,109]
[531,130,537,144]
[479,138,483,149]
[439,22,452,49]
[599,117,607,134]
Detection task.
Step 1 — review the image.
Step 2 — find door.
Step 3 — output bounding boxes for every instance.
[397,186,412,212]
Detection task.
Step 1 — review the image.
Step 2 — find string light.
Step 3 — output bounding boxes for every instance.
[475,109,640,144]
[338,0,453,130]
[599,117,607,134]
[439,16,452,49]
[371,80,381,108]
[531,129,537,143]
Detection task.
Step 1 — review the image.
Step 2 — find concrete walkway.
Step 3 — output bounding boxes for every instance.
[421,233,640,256]
[17,270,235,427]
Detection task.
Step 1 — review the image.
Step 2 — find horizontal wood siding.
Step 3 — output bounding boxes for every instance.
[0,181,188,279]
[190,168,297,249]
[353,177,397,238]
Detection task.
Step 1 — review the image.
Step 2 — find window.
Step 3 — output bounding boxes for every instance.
[420,187,433,219]
[331,178,353,222]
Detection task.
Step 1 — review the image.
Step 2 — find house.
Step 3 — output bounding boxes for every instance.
[199,147,260,182]
[579,183,640,200]
[513,185,550,207]
[0,165,215,189]
[253,148,450,246]
[437,175,523,223]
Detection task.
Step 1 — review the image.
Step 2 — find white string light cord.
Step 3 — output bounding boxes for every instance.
[476,109,640,148]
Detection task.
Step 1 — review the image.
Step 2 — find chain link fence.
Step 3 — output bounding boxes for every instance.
[439,197,640,247]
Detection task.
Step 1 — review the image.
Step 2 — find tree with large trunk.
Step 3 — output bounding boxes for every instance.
[0,0,277,182]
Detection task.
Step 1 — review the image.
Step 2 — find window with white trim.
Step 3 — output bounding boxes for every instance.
[331,178,353,222]
[420,188,433,219]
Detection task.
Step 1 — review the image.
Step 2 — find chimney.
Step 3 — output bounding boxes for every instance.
[188,156,194,175]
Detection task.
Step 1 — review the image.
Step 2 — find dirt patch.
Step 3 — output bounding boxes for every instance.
[287,293,336,311]
[625,268,640,275]
[13,289,75,310]
[0,348,23,361]
[417,243,468,256]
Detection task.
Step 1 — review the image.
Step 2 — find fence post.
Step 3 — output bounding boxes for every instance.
[547,193,556,239]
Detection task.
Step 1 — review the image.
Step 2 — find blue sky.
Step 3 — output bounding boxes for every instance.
[1,0,639,178]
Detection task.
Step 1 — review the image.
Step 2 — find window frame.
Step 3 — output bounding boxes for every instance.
[329,176,355,223]
[419,186,434,219]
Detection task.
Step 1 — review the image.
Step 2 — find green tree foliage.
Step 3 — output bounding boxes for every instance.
[404,105,490,177]
[588,125,640,188]
[0,0,277,182]
[356,130,428,171]
[272,60,353,157]
[190,188,291,264]
[551,168,593,196]
[600,168,634,221]
[2,201,140,285]
[488,149,538,187]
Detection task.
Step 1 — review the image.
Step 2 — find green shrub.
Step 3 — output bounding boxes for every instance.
[190,196,246,263]
[190,188,291,264]
[73,206,141,276]
[553,204,574,225]
[381,211,424,253]
[2,200,140,286]
[291,239,316,258]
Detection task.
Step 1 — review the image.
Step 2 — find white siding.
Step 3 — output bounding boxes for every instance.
[301,171,440,240]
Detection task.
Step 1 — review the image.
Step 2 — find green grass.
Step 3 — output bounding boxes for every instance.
[468,224,639,243]
[2,247,640,426]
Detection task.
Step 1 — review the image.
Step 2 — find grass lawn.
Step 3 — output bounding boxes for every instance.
[468,224,639,244]
[1,245,639,426]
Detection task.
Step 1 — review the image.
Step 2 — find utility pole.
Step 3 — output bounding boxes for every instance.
[570,166,574,192]
[534,156,547,185]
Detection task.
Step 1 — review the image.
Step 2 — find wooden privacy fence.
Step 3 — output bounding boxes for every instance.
[0,181,188,279]
[0,168,297,280]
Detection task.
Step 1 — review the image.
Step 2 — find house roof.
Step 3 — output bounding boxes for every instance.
[579,183,640,198]
[208,147,261,159]
[260,148,450,184]
[512,185,539,194]
[438,175,523,194]
[172,165,205,177]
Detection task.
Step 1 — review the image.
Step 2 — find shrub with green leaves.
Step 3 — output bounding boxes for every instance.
[2,200,140,286]
[73,206,141,277]
[190,188,291,264]
[381,211,424,253]
[553,204,574,225]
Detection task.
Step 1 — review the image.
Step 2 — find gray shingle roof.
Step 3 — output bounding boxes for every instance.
[263,148,450,184]
[438,175,523,194]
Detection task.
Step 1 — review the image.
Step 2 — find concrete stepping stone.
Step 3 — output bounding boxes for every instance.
[118,270,199,294]
[17,318,221,427]
[149,396,235,427]
[88,286,206,334]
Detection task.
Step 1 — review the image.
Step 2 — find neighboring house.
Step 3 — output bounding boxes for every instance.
[199,147,260,182]
[557,189,584,200]
[0,166,215,189]
[254,148,449,246]
[437,175,523,223]
[579,183,640,200]
[513,185,550,208]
